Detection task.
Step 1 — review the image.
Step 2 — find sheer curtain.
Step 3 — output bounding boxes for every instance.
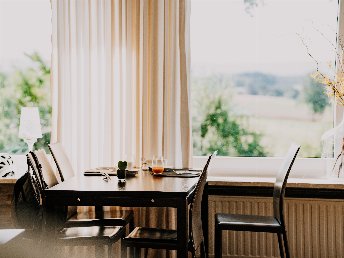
[51,0,191,174]
[51,0,191,256]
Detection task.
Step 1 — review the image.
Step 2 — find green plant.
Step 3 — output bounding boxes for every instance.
[198,97,267,157]
[118,161,128,171]
[304,75,329,115]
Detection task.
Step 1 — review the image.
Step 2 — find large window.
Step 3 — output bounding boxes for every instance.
[191,0,338,158]
[0,0,51,153]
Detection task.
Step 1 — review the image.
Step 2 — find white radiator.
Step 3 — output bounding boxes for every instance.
[208,196,344,258]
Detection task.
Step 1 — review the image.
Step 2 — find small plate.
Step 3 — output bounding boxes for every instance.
[148,167,174,172]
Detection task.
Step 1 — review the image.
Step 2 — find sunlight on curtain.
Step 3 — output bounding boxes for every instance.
[51,0,191,173]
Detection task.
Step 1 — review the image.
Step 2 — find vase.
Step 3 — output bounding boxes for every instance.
[117,169,126,182]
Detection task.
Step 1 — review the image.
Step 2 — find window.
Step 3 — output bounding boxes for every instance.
[0,0,52,153]
[191,0,338,158]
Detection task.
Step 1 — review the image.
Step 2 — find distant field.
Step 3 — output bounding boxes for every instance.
[232,94,333,157]
[232,94,332,122]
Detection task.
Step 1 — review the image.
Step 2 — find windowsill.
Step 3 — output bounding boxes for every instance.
[193,156,333,179]
[207,176,344,190]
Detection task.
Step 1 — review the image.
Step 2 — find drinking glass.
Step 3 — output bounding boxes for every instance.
[152,156,165,174]
[141,157,148,170]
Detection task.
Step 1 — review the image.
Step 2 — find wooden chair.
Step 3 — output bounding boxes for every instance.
[214,144,300,258]
[27,151,127,258]
[48,143,134,230]
[122,152,215,258]
[48,143,74,182]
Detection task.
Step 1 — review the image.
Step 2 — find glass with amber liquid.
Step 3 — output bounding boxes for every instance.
[152,156,165,174]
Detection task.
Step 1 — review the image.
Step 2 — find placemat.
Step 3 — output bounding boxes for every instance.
[84,167,117,176]
[151,170,201,178]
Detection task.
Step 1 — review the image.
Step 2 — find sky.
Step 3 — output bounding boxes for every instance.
[0,0,51,72]
[190,0,338,76]
[0,0,338,76]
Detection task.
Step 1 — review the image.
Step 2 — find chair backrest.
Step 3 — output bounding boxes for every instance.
[189,152,215,253]
[273,144,300,224]
[48,143,75,182]
[12,154,43,230]
[26,153,43,205]
[34,149,59,188]
[27,152,46,194]
[27,151,68,226]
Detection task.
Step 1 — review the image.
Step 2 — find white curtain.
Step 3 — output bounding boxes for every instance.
[51,1,191,257]
[51,0,191,174]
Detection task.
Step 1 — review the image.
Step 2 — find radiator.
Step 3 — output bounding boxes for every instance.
[208,196,344,258]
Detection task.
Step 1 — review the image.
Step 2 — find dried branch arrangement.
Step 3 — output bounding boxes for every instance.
[300,31,344,105]
[300,30,344,177]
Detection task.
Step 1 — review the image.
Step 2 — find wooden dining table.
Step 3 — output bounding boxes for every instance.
[43,170,199,258]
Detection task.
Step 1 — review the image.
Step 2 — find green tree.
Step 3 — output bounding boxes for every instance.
[304,75,329,115]
[198,97,267,157]
[0,53,51,153]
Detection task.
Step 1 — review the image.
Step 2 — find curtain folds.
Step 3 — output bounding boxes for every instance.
[51,1,191,257]
[51,0,191,173]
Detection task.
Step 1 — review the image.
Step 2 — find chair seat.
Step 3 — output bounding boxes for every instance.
[123,227,178,250]
[58,225,125,243]
[216,213,283,233]
[65,209,133,227]
[125,227,177,242]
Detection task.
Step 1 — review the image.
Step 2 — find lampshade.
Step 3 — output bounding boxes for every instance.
[18,107,42,139]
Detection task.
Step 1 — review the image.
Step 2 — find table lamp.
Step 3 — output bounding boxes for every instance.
[18,107,42,151]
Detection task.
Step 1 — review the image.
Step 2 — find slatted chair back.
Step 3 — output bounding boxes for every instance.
[189,151,215,255]
[273,144,300,225]
[26,153,42,206]
[28,151,68,225]
[34,149,58,188]
[48,143,75,182]
[27,152,46,195]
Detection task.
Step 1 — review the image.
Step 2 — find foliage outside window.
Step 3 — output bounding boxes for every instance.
[0,53,51,153]
[0,0,51,154]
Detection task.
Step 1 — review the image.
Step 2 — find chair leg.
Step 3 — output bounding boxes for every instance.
[277,233,285,258]
[120,242,126,258]
[129,217,135,233]
[133,247,140,258]
[282,230,290,258]
[200,240,207,258]
[214,225,222,258]
[190,246,196,258]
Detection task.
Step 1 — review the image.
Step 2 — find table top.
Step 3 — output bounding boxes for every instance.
[46,170,199,198]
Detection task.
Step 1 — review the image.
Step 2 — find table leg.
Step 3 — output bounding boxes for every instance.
[177,198,189,258]
[95,205,104,219]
